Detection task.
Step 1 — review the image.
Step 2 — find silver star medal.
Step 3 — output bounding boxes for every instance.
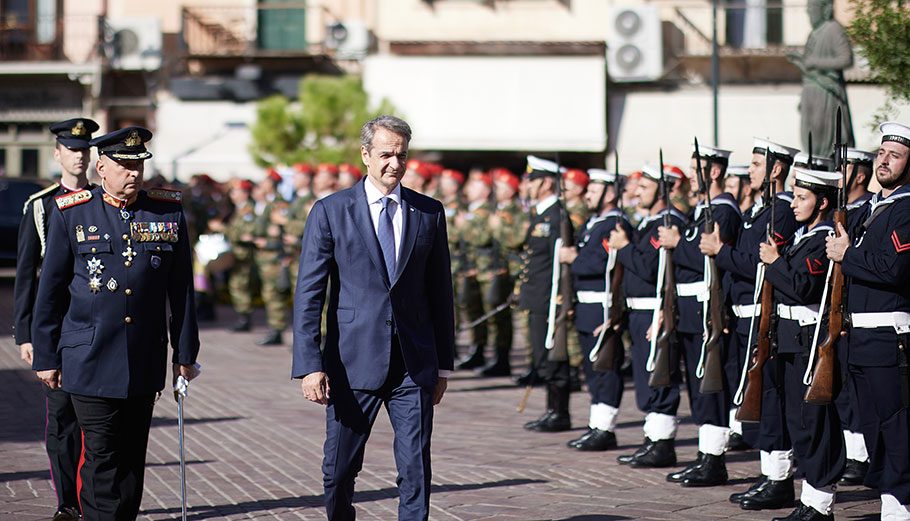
[88,276,102,293]
[86,257,104,275]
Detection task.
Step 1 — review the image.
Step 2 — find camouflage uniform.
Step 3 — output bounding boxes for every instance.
[224,201,257,318]
[253,195,289,337]
[564,199,590,368]
[284,192,315,293]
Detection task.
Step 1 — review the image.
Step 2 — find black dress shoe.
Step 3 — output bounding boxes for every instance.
[533,414,571,432]
[730,475,769,503]
[771,501,833,521]
[230,314,251,332]
[838,459,868,486]
[257,329,283,346]
[681,453,728,487]
[618,439,653,465]
[477,362,511,377]
[727,432,751,451]
[629,438,676,468]
[53,506,81,521]
[524,410,554,430]
[574,428,617,451]
[456,346,485,370]
[568,428,595,448]
[740,476,795,510]
[667,453,705,483]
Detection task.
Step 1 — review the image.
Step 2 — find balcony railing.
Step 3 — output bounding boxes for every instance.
[181,4,328,57]
[1,14,99,63]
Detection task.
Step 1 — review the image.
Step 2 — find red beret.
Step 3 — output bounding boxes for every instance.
[407,159,432,182]
[317,163,339,175]
[338,162,362,179]
[563,168,590,188]
[441,168,465,185]
[491,167,519,191]
[293,163,313,175]
[238,179,254,191]
[266,168,282,183]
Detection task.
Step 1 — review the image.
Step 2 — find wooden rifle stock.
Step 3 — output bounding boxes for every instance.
[700,222,726,393]
[549,206,574,363]
[803,209,846,404]
[649,256,677,387]
[736,279,774,422]
[593,263,626,372]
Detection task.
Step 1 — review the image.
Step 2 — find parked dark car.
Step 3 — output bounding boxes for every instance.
[0,177,51,267]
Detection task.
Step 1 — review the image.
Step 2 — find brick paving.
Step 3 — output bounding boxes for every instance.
[0,279,881,520]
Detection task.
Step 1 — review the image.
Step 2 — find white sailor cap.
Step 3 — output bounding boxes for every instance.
[752,137,800,159]
[846,148,875,164]
[726,165,750,177]
[692,144,732,161]
[793,168,840,190]
[793,152,834,171]
[525,155,565,179]
[641,164,682,182]
[879,122,910,148]
[587,168,617,184]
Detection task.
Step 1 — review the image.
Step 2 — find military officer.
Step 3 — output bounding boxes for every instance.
[31,126,200,521]
[558,168,632,450]
[13,117,98,521]
[826,122,910,521]
[520,156,574,432]
[253,168,288,346]
[758,168,845,521]
[701,138,800,510]
[608,164,688,467]
[659,144,742,486]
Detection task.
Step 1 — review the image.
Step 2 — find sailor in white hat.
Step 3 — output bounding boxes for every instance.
[725,165,754,213]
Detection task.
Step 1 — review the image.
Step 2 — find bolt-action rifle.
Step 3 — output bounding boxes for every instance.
[592,154,627,372]
[648,150,677,388]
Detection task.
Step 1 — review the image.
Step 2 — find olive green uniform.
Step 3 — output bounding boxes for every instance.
[565,199,589,368]
[284,192,315,293]
[253,195,289,332]
[224,201,257,316]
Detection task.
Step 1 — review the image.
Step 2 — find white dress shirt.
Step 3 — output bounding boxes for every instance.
[364,178,403,262]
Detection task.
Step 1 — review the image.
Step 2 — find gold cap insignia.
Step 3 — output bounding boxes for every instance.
[72,121,86,136]
[125,130,141,147]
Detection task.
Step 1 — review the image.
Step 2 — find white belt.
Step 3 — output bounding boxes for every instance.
[626,297,660,310]
[732,304,761,318]
[676,281,708,300]
[851,312,910,334]
[776,303,820,326]
[576,291,606,304]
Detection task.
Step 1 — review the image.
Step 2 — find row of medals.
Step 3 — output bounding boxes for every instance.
[85,209,137,294]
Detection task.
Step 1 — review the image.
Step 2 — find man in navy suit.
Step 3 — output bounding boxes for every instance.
[292,116,455,521]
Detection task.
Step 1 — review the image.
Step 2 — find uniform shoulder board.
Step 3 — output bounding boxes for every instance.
[55,189,93,210]
[22,183,59,215]
[147,188,182,203]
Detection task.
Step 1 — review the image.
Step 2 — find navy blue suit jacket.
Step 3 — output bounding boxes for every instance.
[292,179,455,391]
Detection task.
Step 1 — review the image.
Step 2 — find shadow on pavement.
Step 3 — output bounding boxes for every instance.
[0,368,51,443]
[146,459,213,468]
[140,478,546,520]
[0,469,51,483]
[150,416,244,428]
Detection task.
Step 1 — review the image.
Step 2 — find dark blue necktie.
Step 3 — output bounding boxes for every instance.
[378,196,396,279]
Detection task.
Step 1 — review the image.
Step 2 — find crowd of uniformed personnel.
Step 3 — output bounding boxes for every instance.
[14,115,910,521]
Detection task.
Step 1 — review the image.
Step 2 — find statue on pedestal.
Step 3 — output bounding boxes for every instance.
[788,0,855,156]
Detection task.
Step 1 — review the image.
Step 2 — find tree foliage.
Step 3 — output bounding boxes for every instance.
[847,0,910,120]
[248,75,396,167]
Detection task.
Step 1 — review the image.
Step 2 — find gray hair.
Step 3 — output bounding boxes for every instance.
[361,116,411,151]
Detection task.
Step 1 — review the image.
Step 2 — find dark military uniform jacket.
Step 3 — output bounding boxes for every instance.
[519,195,571,314]
[764,221,833,353]
[13,182,91,345]
[616,206,688,301]
[571,209,633,333]
[31,186,200,398]
[672,193,741,334]
[842,185,910,366]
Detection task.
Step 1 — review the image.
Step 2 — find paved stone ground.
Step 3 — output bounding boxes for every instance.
[0,279,881,520]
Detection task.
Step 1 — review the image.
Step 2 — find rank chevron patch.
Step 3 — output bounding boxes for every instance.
[892,230,910,253]
[806,257,825,275]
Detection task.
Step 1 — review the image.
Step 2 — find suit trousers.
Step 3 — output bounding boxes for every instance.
[578,329,623,407]
[628,310,680,416]
[70,394,155,521]
[45,387,82,510]
[679,332,728,427]
[322,342,434,521]
[851,364,910,503]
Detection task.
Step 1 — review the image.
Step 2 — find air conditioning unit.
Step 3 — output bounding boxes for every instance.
[607,5,663,82]
[107,17,162,71]
[325,20,370,59]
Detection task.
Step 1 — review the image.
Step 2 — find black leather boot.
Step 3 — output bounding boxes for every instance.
[230,313,251,332]
[727,431,751,451]
[771,501,833,521]
[838,459,868,486]
[681,453,728,487]
[257,329,283,346]
[573,428,617,451]
[618,439,653,465]
[456,344,485,370]
[667,453,705,483]
[567,428,594,448]
[629,438,677,468]
[534,385,571,432]
[730,475,769,503]
[524,410,554,430]
[478,360,511,377]
[740,476,795,510]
